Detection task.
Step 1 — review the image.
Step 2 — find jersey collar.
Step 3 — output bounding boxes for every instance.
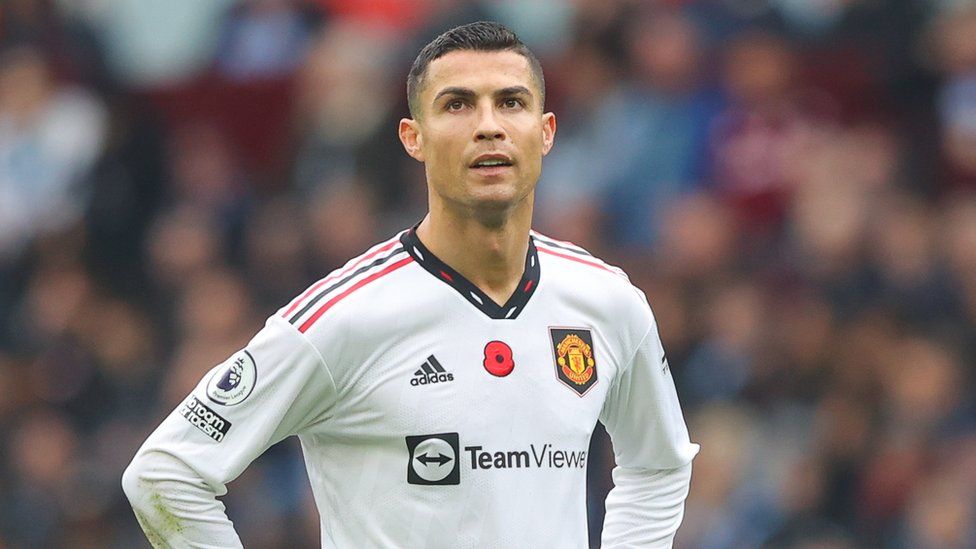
[400,228,540,320]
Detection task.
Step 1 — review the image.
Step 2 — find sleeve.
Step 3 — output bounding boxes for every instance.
[122,315,337,548]
[599,314,700,548]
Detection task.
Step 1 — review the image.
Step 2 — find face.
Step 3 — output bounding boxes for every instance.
[399,50,556,220]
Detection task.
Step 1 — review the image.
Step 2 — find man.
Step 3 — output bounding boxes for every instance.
[123,21,699,547]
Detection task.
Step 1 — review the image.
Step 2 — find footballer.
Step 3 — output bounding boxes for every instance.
[123,21,699,548]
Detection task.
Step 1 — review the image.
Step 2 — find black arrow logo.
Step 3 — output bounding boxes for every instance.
[416,453,452,466]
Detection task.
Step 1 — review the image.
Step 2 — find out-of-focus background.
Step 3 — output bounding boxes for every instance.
[1,0,975,547]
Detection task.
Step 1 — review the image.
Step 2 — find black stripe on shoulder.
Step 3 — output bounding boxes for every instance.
[530,233,592,257]
[289,247,406,324]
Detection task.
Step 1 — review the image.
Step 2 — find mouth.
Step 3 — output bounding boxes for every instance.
[469,154,514,172]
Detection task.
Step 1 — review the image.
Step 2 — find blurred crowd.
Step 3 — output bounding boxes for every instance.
[1,0,975,547]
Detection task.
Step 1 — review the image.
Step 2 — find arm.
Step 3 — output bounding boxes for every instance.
[122,316,336,547]
[599,316,699,548]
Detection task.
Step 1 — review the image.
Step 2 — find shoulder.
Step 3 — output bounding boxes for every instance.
[276,230,416,335]
[532,231,659,365]
[532,230,653,320]
[532,231,639,294]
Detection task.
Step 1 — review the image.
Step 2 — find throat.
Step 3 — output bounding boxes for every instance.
[403,223,541,320]
[417,216,527,288]
[475,276,523,307]
[442,243,526,307]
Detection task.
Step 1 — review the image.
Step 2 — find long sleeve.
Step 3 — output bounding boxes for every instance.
[122,316,336,547]
[599,316,699,548]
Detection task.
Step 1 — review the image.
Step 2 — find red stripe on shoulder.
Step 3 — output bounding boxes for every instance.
[299,256,414,333]
[536,245,627,279]
[282,236,401,318]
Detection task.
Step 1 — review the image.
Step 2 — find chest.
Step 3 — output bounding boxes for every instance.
[322,314,619,449]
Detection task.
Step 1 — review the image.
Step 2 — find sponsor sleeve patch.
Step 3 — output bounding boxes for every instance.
[180,396,232,442]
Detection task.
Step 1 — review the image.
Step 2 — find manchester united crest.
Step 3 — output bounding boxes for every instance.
[550,328,598,396]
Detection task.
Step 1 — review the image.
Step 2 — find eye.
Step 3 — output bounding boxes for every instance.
[502,98,523,109]
[446,99,465,112]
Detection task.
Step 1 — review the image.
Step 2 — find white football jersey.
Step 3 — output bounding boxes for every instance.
[125,228,699,548]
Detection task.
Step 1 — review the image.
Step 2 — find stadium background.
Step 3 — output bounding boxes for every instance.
[2,0,975,547]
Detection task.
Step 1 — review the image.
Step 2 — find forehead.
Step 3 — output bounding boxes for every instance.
[423,50,538,97]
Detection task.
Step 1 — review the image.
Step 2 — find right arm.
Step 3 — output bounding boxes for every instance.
[122,316,336,547]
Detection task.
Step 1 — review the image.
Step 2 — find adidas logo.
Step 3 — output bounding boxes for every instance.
[410,355,454,386]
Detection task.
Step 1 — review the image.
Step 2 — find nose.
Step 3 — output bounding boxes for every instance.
[474,104,506,141]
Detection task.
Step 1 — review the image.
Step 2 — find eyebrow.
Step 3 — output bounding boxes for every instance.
[496,86,532,98]
[433,87,476,102]
[432,85,534,103]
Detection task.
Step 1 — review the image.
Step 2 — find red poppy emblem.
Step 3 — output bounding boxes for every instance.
[483,341,514,377]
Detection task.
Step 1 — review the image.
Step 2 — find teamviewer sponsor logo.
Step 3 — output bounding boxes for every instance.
[410,355,454,386]
[464,443,587,470]
[405,433,460,485]
[406,433,587,486]
[180,396,231,442]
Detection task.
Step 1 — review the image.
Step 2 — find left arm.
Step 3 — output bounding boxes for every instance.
[599,315,699,548]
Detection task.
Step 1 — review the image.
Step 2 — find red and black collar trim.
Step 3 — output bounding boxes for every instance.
[400,229,540,320]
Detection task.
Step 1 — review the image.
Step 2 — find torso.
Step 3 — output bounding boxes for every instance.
[285,229,648,548]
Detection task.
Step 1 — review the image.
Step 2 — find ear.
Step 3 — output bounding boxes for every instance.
[398,118,425,162]
[541,112,556,156]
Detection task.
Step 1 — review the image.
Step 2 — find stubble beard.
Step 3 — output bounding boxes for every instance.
[434,179,535,230]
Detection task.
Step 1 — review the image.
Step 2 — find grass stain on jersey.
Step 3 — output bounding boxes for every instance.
[135,481,187,544]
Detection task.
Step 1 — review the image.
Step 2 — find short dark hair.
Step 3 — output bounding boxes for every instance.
[407,21,545,118]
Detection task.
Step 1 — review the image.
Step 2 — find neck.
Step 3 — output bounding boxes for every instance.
[416,199,532,305]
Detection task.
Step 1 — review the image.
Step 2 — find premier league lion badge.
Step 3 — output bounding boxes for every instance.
[549,328,598,396]
[207,350,257,406]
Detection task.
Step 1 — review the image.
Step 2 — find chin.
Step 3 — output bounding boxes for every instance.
[470,185,522,207]
[470,188,533,221]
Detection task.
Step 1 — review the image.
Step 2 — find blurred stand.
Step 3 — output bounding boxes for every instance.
[0,1,974,547]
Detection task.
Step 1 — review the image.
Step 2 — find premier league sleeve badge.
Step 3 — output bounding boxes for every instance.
[207,350,257,406]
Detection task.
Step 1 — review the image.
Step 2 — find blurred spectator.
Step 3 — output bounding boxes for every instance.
[242,195,313,307]
[656,192,739,282]
[931,5,976,188]
[82,92,168,296]
[770,0,847,38]
[681,280,766,407]
[0,0,105,83]
[601,8,722,248]
[786,124,896,291]
[899,467,976,548]
[867,191,957,324]
[215,0,318,83]
[305,180,382,270]
[3,409,78,547]
[69,0,234,88]
[290,20,406,207]
[0,45,106,261]
[677,403,779,548]
[709,29,834,235]
[484,0,575,57]
[146,205,223,294]
[168,121,251,215]
[940,193,976,347]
